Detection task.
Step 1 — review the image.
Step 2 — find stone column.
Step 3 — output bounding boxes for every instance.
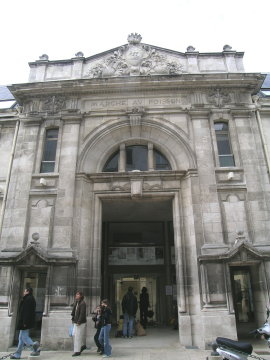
[52,115,82,251]
[73,174,93,297]
[1,116,42,249]
[185,49,199,72]
[119,143,126,172]
[163,221,172,318]
[189,110,224,246]
[29,59,48,82]
[232,109,270,243]
[89,193,103,310]
[148,143,154,171]
[72,56,84,79]
[223,49,238,72]
[172,190,193,346]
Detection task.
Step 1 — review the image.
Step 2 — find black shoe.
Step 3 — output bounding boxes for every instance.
[80,345,86,353]
[10,356,20,359]
[32,341,40,352]
[72,353,81,357]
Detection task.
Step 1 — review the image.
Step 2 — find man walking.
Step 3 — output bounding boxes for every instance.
[121,286,138,338]
[10,288,40,359]
[71,291,87,356]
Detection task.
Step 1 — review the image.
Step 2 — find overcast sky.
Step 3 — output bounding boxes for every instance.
[1,0,269,86]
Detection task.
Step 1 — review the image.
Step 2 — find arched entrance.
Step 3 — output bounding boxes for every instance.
[78,116,197,345]
[101,198,177,326]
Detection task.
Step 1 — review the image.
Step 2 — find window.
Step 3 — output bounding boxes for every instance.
[103,152,119,172]
[102,144,171,172]
[214,122,235,167]
[154,149,171,170]
[126,145,148,171]
[40,128,59,173]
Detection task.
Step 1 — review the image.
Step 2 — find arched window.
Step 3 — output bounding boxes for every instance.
[126,145,148,171]
[40,128,59,173]
[103,152,119,172]
[214,122,235,167]
[102,144,171,172]
[154,149,171,170]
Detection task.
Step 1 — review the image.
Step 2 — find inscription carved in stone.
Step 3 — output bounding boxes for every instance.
[88,33,184,78]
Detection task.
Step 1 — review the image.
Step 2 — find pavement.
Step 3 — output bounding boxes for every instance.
[1,327,270,360]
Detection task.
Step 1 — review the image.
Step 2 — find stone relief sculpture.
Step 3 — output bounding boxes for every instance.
[88,33,184,78]
[208,88,230,108]
[42,95,66,113]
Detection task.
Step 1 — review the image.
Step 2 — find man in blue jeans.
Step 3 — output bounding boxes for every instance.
[121,287,138,338]
[10,288,40,359]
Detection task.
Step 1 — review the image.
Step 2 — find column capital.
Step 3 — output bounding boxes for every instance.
[188,110,210,119]
[230,109,252,118]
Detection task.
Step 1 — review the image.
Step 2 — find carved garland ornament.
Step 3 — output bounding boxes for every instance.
[88,33,183,78]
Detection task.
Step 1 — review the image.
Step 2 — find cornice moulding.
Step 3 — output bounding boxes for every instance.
[8,73,264,102]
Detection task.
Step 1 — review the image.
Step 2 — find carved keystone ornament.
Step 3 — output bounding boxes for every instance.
[88,33,183,78]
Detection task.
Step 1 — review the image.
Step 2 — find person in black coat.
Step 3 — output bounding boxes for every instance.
[98,299,112,358]
[139,287,150,329]
[121,287,138,338]
[92,305,103,354]
[10,288,40,359]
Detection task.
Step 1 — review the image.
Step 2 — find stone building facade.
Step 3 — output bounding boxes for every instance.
[0,34,270,350]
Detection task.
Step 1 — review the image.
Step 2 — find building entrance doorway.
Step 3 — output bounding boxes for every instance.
[14,271,47,344]
[231,267,256,338]
[101,197,177,327]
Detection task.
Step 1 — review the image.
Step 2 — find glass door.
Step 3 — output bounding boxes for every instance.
[231,267,255,337]
[14,271,47,343]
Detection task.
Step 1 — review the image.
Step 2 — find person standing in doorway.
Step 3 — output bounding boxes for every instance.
[10,288,40,359]
[121,286,138,338]
[98,299,112,358]
[139,287,150,329]
[71,291,87,357]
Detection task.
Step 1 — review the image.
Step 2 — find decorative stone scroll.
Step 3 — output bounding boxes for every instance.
[88,33,184,78]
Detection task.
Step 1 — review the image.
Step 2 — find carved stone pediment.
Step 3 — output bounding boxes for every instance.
[225,240,264,263]
[0,244,77,265]
[14,245,49,265]
[87,33,184,78]
[199,240,269,264]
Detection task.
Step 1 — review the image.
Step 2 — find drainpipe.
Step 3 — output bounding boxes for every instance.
[252,95,270,175]
[0,119,20,236]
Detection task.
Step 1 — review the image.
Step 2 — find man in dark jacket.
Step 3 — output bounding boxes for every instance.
[121,286,138,338]
[71,291,87,356]
[10,288,40,359]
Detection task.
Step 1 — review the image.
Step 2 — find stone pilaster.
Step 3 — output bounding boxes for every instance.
[1,117,41,249]
[189,110,224,247]
[232,110,270,244]
[52,115,82,250]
